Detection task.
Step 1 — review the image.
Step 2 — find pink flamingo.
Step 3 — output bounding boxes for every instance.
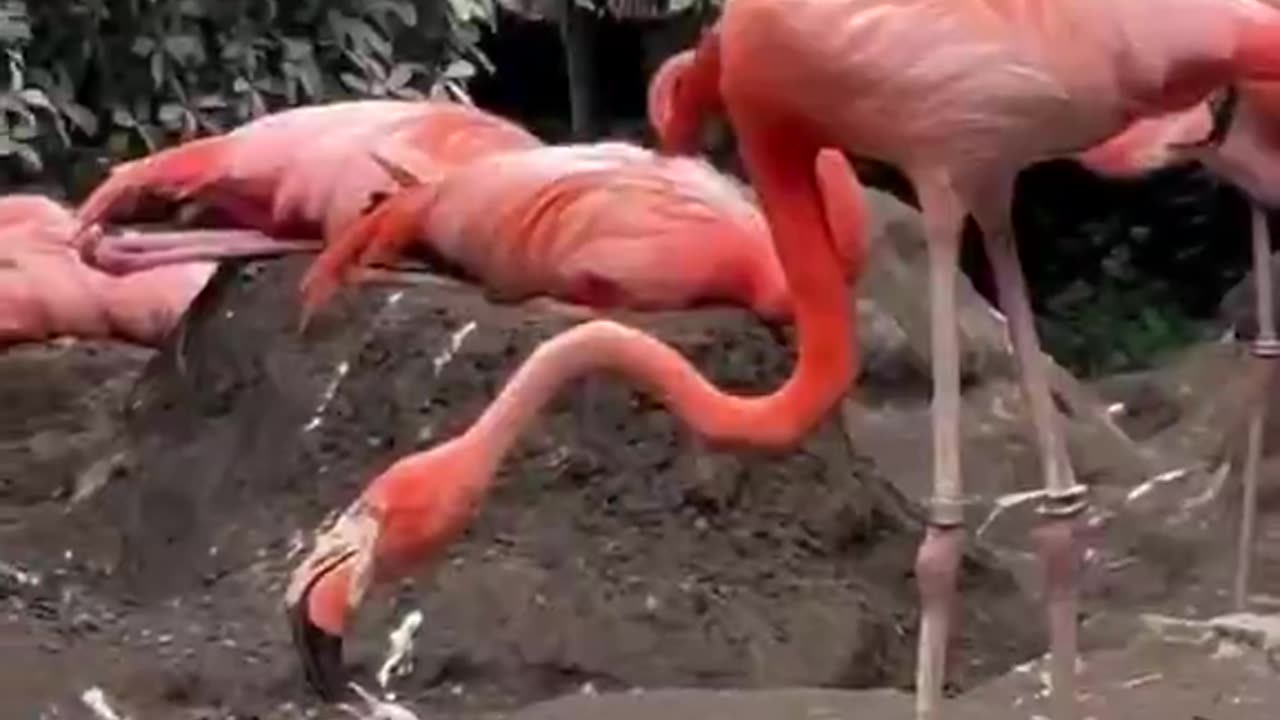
[647,3,1280,719]
[1077,81,1280,614]
[282,135,871,700]
[74,99,543,274]
[0,194,214,347]
[296,140,865,326]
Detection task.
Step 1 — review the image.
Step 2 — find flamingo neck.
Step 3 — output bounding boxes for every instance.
[458,129,857,470]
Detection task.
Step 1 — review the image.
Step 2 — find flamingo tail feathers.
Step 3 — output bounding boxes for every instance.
[298,185,439,326]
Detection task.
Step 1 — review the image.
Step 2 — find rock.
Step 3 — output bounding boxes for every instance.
[0,340,152,507]
[1,255,1040,714]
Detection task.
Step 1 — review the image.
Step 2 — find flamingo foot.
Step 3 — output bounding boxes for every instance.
[1035,490,1087,720]
[914,522,963,720]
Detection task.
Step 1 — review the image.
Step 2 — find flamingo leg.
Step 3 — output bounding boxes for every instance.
[1235,205,1279,611]
[83,227,318,274]
[975,189,1085,720]
[913,180,968,720]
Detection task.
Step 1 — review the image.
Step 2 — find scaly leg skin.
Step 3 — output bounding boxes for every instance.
[914,180,967,720]
[977,185,1085,720]
[1236,205,1280,611]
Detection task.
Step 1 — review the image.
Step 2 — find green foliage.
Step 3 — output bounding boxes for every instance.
[1036,276,1206,377]
[0,0,497,176]
[1014,165,1247,377]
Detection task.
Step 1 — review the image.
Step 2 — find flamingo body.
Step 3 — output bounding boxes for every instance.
[651,3,1280,720]
[0,195,214,347]
[1080,80,1280,207]
[76,100,543,242]
[300,141,864,323]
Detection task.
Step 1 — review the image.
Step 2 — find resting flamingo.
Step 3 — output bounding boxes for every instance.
[0,194,214,347]
[296,140,865,326]
[74,99,543,274]
[648,3,1280,719]
[282,135,871,701]
[1077,82,1280,615]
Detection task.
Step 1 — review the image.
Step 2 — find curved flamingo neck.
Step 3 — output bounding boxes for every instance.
[455,128,858,474]
[652,28,724,155]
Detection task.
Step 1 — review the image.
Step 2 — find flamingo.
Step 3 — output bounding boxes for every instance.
[74,99,544,274]
[1077,82,1280,615]
[646,3,1280,719]
[282,131,872,701]
[0,194,214,347]
[295,140,865,326]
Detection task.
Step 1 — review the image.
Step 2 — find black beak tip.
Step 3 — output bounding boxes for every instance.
[287,589,348,702]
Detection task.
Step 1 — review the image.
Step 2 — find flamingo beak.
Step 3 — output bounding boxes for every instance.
[287,548,355,700]
[284,502,381,701]
[1168,83,1239,153]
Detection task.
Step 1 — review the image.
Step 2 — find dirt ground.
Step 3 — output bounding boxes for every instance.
[2,257,1279,720]
[0,258,1045,719]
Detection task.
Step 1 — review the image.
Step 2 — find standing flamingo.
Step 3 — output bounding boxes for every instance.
[74,99,543,274]
[0,194,214,347]
[283,137,871,701]
[648,3,1280,719]
[1077,82,1280,614]
[296,140,865,326]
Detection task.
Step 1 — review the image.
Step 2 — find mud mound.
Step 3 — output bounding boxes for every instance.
[1,256,1041,718]
[0,340,151,509]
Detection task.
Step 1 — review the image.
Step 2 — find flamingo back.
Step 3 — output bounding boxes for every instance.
[420,142,789,314]
[718,0,1260,183]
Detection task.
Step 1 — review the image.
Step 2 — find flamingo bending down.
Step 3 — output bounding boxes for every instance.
[650,3,1280,719]
[282,133,872,701]
[297,140,865,326]
[0,194,215,347]
[74,100,543,274]
[1077,82,1280,613]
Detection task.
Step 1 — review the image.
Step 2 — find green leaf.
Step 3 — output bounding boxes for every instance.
[0,2,32,45]
[0,136,41,172]
[339,72,369,93]
[158,102,186,130]
[386,63,416,90]
[16,87,51,111]
[61,103,99,136]
[365,0,418,30]
[111,105,137,129]
[443,59,476,80]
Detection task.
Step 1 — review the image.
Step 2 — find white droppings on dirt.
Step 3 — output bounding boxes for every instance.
[0,560,40,587]
[433,320,477,377]
[80,687,128,720]
[304,360,352,433]
[344,682,421,720]
[377,608,425,689]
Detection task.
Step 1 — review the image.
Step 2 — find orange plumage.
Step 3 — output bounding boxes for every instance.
[0,194,214,347]
[299,141,866,325]
[75,100,543,270]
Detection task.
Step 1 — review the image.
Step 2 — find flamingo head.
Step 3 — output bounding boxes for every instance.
[285,441,491,700]
[647,28,724,156]
[1076,102,1217,178]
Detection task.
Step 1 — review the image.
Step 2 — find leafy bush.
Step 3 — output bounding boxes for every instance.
[0,0,497,177]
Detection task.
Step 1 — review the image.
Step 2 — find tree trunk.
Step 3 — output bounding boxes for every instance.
[559,1,596,140]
